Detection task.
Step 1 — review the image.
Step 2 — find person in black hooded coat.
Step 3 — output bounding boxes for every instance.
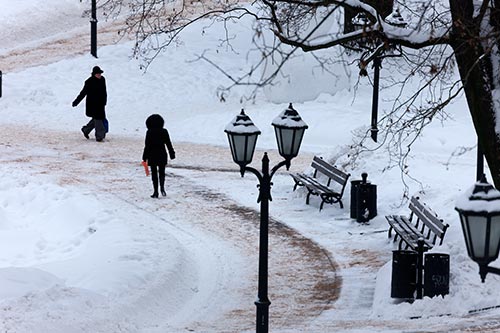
[72,66,107,142]
[142,114,176,198]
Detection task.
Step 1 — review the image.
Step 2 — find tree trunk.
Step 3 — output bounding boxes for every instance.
[450,0,500,187]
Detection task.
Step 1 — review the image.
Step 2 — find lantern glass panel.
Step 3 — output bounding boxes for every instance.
[488,215,500,260]
[231,134,257,165]
[233,134,246,163]
[292,128,305,156]
[467,215,488,260]
[227,134,240,164]
[245,133,258,163]
[227,134,237,163]
[459,214,474,258]
[277,127,291,156]
[275,127,302,158]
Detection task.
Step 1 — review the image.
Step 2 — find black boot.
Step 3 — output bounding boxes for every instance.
[160,174,166,197]
[151,183,159,198]
[81,127,89,139]
[151,166,161,198]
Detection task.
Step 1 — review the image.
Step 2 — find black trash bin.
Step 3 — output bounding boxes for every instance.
[424,253,449,298]
[350,179,363,219]
[391,250,418,299]
[350,173,377,222]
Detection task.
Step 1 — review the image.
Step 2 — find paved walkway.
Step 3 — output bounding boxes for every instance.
[4,125,500,331]
[0,125,340,331]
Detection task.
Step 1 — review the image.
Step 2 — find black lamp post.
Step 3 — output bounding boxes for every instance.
[477,139,484,181]
[355,8,407,142]
[225,104,308,333]
[455,175,500,282]
[370,56,381,142]
[90,0,98,58]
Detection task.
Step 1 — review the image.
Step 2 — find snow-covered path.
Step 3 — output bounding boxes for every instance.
[0,1,128,73]
[0,124,340,332]
[4,124,500,332]
[0,19,127,73]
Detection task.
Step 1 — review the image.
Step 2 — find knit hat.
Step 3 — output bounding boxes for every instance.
[92,66,104,75]
[146,114,165,129]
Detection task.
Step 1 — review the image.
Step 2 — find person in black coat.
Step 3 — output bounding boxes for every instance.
[142,114,176,198]
[72,66,108,142]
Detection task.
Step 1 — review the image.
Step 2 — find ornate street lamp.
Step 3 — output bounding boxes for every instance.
[272,103,308,162]
[355,8,408,143]
[225,104,308,333]
[225,109,261,176]
[455,175,500,282]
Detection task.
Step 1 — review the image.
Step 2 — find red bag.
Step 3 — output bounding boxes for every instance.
[141,161,150,176]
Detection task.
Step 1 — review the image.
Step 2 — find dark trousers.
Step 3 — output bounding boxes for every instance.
[82,118,106,141]
[150,164,166,193]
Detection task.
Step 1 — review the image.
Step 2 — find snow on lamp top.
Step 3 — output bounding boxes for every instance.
[224,109,261,135]
[272,103,308,129]
[455,176,500,214]
[351,12,371,27]
[385,8,407,28]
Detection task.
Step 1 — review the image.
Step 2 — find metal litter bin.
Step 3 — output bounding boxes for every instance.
[350,172,377,222]
[350,179,363,219]
[391,250,417,299]
[424,253,449,298]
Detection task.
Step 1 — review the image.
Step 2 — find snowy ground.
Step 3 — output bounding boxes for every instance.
[1,1,500,332]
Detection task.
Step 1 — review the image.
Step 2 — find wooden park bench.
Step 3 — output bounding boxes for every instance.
[290,156,350,211]
[386,196,449,254]
[386,195,449,299]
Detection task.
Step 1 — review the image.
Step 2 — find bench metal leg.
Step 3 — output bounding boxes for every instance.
[306,192,312,205]
[338,199,344,209]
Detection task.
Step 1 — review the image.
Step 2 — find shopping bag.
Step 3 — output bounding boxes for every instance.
[141,161,150,176]
[103,118,109,133]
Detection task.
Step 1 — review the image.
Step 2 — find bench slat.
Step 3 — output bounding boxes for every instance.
[292,173,337,197]
[292,173,312,185]
[409,201,446,237]
[304,177,337,195]
[410,196,445,230]
[312,157,349,184]
[312,156,348,175]
[313,157,349,177]
[386,215,433,250]
[311,162,346,185]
